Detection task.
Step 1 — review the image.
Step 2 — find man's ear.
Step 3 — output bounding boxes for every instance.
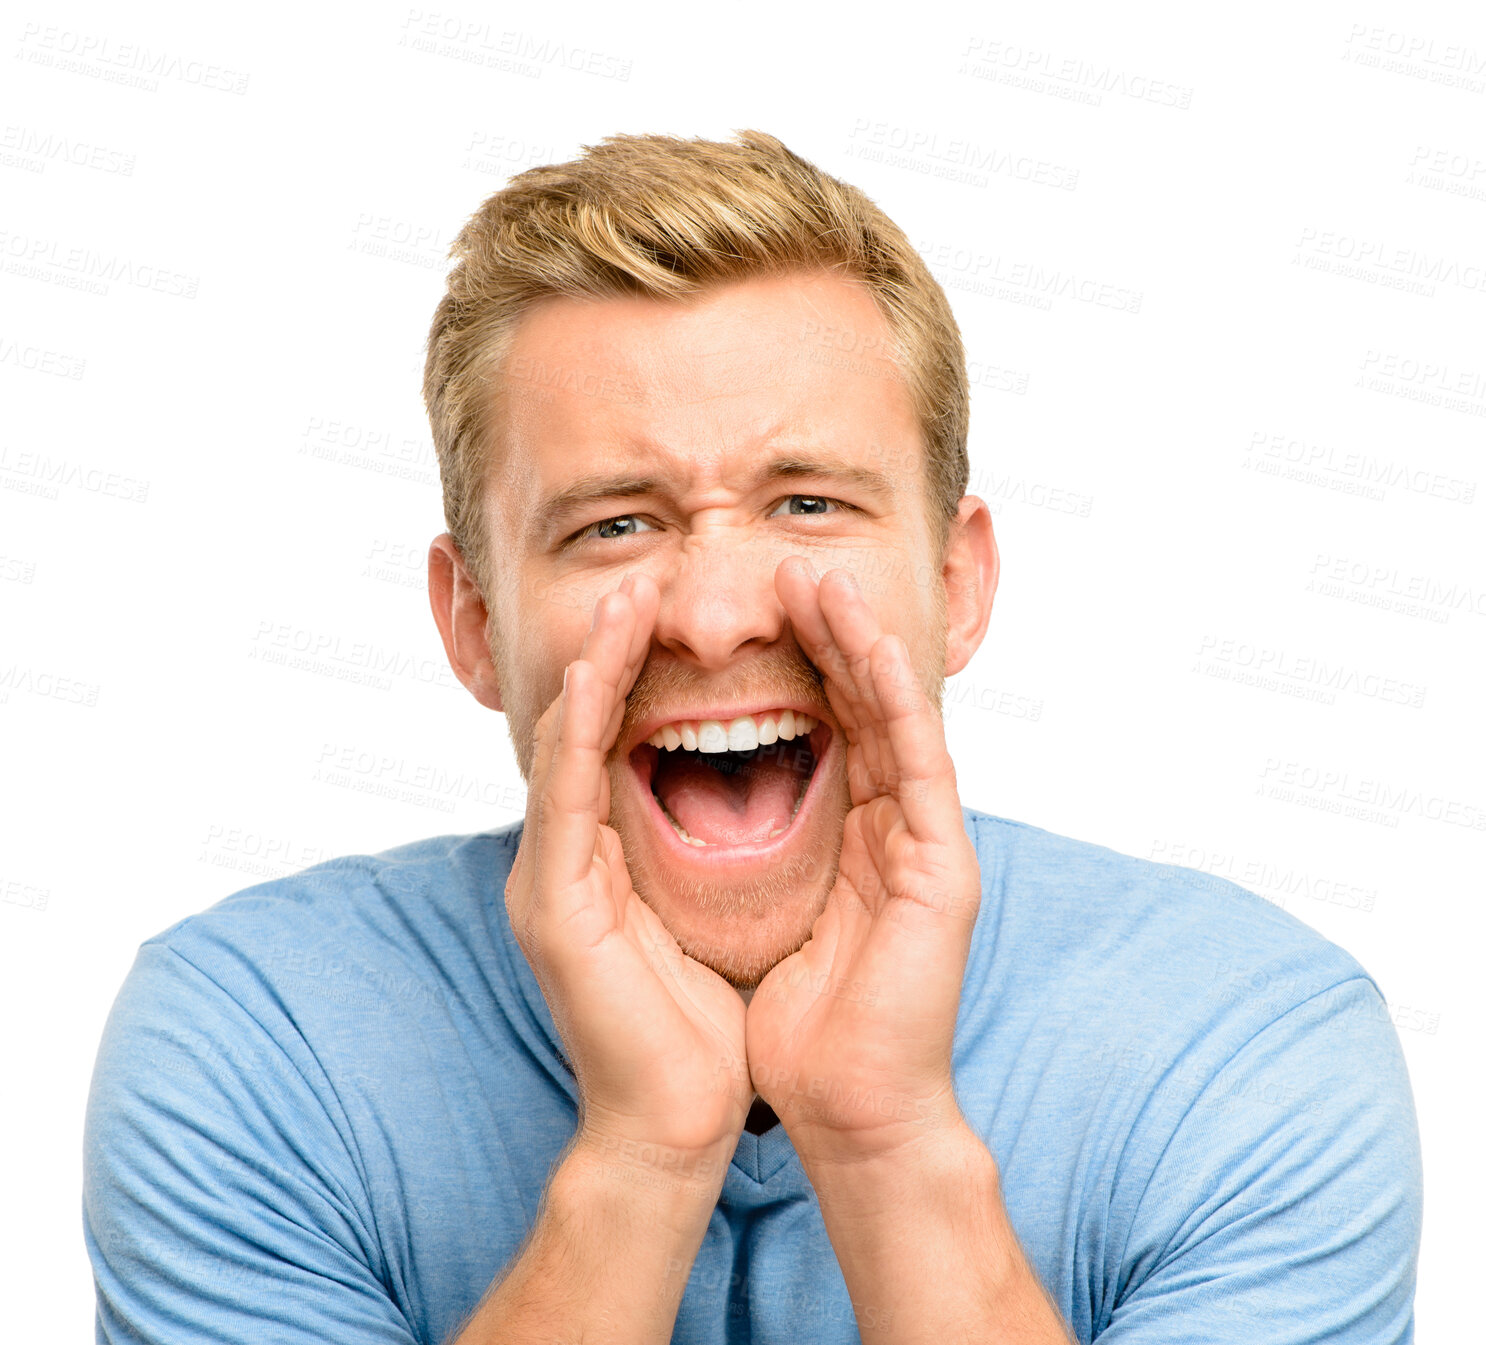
[940,497,998,677]
[428,533,503,712]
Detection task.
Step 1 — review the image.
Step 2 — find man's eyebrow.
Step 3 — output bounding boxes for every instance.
[535,455,899,537]
[539,475,664,526]
[760,456,897,501]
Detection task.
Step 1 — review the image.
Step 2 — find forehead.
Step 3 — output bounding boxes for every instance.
[485,270,924,519]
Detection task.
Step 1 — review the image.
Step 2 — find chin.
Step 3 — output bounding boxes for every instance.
[626,847,839,990]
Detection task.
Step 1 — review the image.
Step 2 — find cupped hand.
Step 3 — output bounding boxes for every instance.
[505,573,752,1168]
[746,560,982,1168]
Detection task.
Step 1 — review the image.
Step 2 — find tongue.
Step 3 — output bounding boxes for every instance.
[654,753,802,846]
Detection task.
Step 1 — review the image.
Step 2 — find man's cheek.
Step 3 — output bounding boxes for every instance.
[796,542,899,602]
[524,572,604,617]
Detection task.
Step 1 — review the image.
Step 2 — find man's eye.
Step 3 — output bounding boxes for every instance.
[770,495,839,517]
[575,515,657,542]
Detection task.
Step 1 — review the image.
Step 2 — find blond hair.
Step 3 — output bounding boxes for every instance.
[422,129,969,597]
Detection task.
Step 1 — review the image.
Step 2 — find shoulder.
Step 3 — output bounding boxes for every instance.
[83,823,530,1339]
[956,811,1421,1336]
[89,822,529,1138]
[960,806,1374,1011]
[954,807,1402,1128]
[146,824,523,1001]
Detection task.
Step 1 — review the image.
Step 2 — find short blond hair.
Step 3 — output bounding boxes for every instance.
[423,129,969,596]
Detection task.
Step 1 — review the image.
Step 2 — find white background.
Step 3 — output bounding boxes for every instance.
[3,0,1482,1337]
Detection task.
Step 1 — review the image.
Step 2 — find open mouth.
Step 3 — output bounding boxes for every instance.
[628,709,828,850]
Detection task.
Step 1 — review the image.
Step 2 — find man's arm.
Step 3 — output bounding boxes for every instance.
[802,1121,1074,1342]
[450,1133,729,1345]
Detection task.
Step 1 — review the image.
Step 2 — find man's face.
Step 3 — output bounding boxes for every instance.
[481,269,952,989]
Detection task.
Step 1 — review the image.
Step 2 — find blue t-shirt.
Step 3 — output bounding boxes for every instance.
[83,810,1422,1343]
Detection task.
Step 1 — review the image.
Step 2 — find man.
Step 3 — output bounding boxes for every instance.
[84,131,1422,1343]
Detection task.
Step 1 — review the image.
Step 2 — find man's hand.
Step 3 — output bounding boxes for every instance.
[746,560,982,1169]
[505,573,752,1171]
[743,560,1073,1342]
[462,576,754,1344]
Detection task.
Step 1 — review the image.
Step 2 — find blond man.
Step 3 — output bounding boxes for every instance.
[85,131,1421,1345]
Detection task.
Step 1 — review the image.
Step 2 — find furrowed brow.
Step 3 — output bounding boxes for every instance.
[538,475,664,534]
[532,455,898,544]
[760,456,897,502]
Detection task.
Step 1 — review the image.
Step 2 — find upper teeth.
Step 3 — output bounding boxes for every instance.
[646,710,818,752]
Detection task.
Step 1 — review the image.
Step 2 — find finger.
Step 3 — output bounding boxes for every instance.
[511,693,567,937]
[577,580,644,709]
[533,578,657,896]
[776,558,898,803]
[775,558,861,696]
[814,569,896,782]
[533,656,614,893]
[618,572,660,689]
[775,561,870,745]
[525,588,630,810]
[596,573,660,754]
[807,568,911,801]
[865,633,962,845]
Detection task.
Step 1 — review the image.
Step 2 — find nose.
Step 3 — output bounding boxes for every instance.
[648,529,785,671]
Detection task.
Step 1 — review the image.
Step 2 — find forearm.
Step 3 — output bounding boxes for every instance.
[452,1131,732,1345]
[803,1120,1074,1344]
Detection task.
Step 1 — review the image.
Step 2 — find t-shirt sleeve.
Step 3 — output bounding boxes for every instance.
[1097,976,1422,1343]
[83,943,420,1344]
